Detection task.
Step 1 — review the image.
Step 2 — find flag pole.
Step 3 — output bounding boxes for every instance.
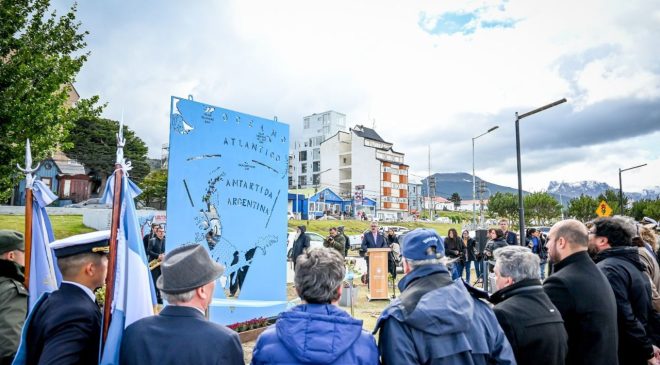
[17,139,40,289]
[102,120,126,345]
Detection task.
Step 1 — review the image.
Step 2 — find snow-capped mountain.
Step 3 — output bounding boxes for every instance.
[547,181,614,199]
[547,181,660,200]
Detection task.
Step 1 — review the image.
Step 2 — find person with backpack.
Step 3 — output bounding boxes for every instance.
[526,228,548,280]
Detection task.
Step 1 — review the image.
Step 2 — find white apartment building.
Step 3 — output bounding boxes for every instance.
[408,178,424,214]
[320,125,409,221]
[291,111,347,188]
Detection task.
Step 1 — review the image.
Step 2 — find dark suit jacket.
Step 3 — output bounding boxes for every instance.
[361,231,387,252]
[543,251,619,365]
[504,231,518,245]
[147,237,166,261]
[120,305,243,365]
[26,283,101,365]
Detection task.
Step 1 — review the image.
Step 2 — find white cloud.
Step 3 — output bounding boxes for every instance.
[57,0,660,192]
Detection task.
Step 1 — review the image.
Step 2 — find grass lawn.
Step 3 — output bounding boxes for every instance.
[287,219,464,236]
[0,215,94,239]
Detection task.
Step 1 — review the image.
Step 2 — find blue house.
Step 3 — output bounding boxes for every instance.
[287,188,377,220]
[12,151,90,206]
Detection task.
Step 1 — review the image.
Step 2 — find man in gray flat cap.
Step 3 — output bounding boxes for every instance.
[120,244,243,365]
[0,230,27,365]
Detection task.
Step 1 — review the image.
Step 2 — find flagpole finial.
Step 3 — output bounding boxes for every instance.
[17,139,40,188]
[116,114,126,165]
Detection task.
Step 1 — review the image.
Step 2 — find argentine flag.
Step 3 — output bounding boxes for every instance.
[28,180,62,309]
[100,172,156,365]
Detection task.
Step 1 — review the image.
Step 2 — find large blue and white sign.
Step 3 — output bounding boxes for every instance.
[167,96,289,323]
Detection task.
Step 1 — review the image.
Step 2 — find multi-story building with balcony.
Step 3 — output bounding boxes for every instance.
[290,111,347,189]
[408,178,424,215]
[320,125,408,221]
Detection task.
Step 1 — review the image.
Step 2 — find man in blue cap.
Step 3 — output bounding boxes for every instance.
[23,230,110,365]
[374,228,516,365]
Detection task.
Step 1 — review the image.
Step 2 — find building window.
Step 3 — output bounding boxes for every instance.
[313,161,320,172]
[299,151,307,162]
[301,163,307,173]
[298,175,307,186]
[304,118,310,129]
[313,174,320,185]
[312,148,321,160]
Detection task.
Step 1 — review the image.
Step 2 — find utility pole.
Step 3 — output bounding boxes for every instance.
[428,145,433,221]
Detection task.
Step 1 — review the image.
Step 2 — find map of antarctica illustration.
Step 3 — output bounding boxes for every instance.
[167,96,288,304]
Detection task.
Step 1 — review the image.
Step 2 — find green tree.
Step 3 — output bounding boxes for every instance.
[567,194,598,222]
[138,169,168,209]
[524,192,562,225]
[597,189,627,215]
[449,192,461,209]
[488,192,519,223]
[0,0,102,201]
[630,199,660,221]
[64,117,150,184]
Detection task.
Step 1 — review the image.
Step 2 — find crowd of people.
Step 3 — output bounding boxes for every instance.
[1,215,660,364]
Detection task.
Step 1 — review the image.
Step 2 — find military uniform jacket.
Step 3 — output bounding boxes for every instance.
[25,283,101,365]
[0,260,27,364]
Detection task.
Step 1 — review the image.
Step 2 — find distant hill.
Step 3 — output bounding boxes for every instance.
[420,172,524,200]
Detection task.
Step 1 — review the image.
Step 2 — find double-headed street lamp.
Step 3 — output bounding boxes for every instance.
[472,126,499,227]
[515,98,567,237]
[619,163,647,215]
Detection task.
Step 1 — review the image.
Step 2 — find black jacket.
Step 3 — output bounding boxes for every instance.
[595,246,660,364]
[444,237,465,261]
[120,306,243,365]
[484,238,507,259]
[490,279,567,365]
[147,236,166,261]
[526,236,548,262]
[291,227,310,269]
[25,283,101,365]
[543,251,618,365]
[464,238,477,261]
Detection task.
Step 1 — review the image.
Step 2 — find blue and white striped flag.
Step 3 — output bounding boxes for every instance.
[28,180,61,309]
[99,172,156,365]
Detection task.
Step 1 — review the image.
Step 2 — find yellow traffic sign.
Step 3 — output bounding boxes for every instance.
[596,200,613,217]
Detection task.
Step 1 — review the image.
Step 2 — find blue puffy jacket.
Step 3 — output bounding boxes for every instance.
[374,264,516,365]
[251,304,379,365]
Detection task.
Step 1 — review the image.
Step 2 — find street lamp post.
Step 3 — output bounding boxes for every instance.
[472,126,499,228]
[515,98,567,237]
[619,163,647,214]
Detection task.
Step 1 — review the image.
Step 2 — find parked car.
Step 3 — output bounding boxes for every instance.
[286,230,325,259]
[65,198,110,209]
[434,217,451,224]
[527,226,551,239]
[381,226,410,235]
[65,198,155,210]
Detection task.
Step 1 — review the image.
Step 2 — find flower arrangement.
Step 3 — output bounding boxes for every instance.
[227,317,273,333]
[95,285,106,307]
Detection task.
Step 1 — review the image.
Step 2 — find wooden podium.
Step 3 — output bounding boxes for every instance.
[367,248,390,301]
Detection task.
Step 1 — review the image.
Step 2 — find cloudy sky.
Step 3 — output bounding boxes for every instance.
[55,0,660,192]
